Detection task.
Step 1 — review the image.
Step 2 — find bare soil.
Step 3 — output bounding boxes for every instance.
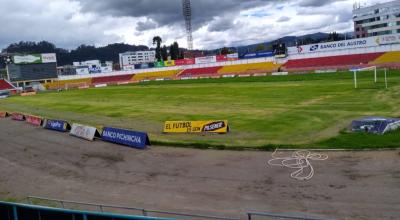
[0,119,399,220]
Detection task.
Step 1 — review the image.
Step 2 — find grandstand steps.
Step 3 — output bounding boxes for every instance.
[0,79,16,91]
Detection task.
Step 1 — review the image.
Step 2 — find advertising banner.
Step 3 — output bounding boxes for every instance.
[195,56,217,64]
[227,53,239,60]
[70,123,100,141]
[0,112,8,118]
[101,127,150,149]
[25,115,42,126]
[163,120,229,133]
[41,53,57,63]
[89,66,101,73]
[76,68,90,75]
[43,119,70,132]
[11,112,25,121]
[376,34,400,45]
[216,55,228,62]
[175,59,195,66]
[242,51,274,59]
[123,65,135,71]
[288,37,380,54]
[13,54,42,64]
[154,61,165,68]
[13,53,57,64]
[164,60,175,67]
[217,53,239,62]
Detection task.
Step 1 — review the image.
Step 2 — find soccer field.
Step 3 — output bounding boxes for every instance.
[1,71,400,149]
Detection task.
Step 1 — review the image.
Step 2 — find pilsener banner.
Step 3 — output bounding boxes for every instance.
[164,120,229,133]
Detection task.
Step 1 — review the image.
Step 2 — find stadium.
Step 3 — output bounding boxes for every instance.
[0,0,400,220]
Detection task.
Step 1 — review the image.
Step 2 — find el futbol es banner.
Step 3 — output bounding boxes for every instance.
[163,120,229,133]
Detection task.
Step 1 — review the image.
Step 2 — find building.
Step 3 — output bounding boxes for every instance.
[353,0,400,38]
[119,51,156,70]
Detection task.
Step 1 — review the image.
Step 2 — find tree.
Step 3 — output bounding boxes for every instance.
[152,36,162,61]
[169,42,180,60]
[220,47,230,55]
[161,45,168,61]
[327,31,343,42]
[255,44,266,52]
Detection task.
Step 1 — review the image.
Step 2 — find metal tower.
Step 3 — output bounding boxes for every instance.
[182,0,193,50]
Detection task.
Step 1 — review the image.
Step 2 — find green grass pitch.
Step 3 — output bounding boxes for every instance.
[1,70,400,149]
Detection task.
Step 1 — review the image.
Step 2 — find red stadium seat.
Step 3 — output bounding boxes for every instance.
[179,66,222,77]
[0,79,15,91]
[92,74,134,84]
[283,53,384,71]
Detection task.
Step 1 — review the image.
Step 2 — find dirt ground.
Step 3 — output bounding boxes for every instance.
[0,119,399,220]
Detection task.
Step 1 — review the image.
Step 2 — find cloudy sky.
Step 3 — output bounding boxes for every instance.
[0,0,392,50]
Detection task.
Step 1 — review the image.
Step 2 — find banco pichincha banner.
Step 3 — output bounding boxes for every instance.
[101,127,150,149]
[164,120,229,133]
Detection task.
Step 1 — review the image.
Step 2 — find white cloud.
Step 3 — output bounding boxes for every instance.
[0,0,393,50]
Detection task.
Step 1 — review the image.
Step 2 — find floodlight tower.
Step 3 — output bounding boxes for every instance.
[182,0,193,50]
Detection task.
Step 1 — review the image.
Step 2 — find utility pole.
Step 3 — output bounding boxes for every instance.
[182,0,193,50]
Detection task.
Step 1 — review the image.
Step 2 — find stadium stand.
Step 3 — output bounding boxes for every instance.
[283,52,384,71]
[0,79,15,91]
[92,74,134,84]
[178,66,222,77]
[218,62,281,75]
[370,51,400,65]
[132,70,181,81]
[44,78,92,90]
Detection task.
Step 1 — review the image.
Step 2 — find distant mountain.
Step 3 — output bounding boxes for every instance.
[220,32,355,56]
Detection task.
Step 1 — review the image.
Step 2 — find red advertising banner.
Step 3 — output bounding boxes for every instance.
[216,55,228,62]
[25,115,42,126]
[217,53,239,62]
[0,112,8,118]
[175,59,195,66]
[11,112,25,121]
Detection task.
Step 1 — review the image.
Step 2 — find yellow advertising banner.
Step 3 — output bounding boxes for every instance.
[164,120,229,133]
[164,60,175,67]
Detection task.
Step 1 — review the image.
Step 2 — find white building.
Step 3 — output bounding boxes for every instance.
[353,0,400,38]
[72,60,113,74]
[119,51,156,70]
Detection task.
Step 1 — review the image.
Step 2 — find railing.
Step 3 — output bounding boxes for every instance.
[246,211,328,220]
[27,196,240,220]
[27,196,329,220]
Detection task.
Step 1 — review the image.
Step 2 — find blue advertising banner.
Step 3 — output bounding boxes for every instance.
[101,127,150,149]
[44,119,70,132]
[241,51,274,59]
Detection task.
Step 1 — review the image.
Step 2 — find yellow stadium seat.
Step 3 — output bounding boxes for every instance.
[44,78,92,90]
[370,52,400,64]
[218,62,281,75]
[132,70,181,81]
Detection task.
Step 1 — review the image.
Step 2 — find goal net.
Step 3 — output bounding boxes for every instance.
[350,66,388,89]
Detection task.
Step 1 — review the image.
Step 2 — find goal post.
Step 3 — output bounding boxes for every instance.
[350,66,387,89]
